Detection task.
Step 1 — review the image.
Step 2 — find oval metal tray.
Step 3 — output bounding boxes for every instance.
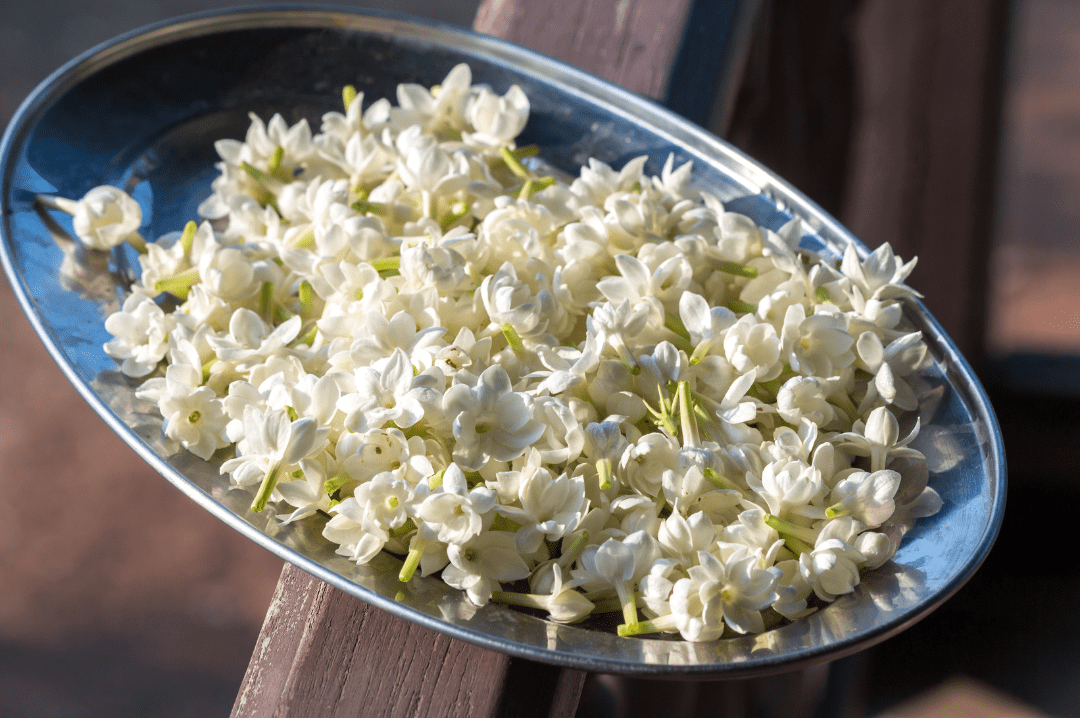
[0,5,1005,677]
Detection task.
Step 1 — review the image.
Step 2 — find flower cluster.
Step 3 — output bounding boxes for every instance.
[84,64,941,641]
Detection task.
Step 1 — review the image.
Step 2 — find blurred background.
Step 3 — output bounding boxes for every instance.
[1,0,1078,716]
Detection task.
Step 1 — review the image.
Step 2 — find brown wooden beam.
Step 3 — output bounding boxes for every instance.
[231,563,585,717]
[473,0,694,99]
[842,0,1010,367]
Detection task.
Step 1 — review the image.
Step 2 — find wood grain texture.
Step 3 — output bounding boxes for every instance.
[231,563,585,717]
[842,0,1008,366]
[473,0,694,98]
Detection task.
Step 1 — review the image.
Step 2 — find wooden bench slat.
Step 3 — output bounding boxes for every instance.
[473,0,694,99]
[231,563,586,717]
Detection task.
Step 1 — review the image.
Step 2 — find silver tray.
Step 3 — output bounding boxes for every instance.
[0,5,1005,677]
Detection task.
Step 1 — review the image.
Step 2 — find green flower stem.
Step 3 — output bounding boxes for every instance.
[502,323,526,357]
[352,200,388,215]
[370,256,400,278]
[726,299,757,315]
[557,531,589,570]
[324,471,352,495]
[288,323,319,349]
[830,390,860,424]
[342,85,358,110]
[654,388,679,437]
[241,161,279,187]
[154,266,201,299]
[259,281,274,322]
[712,259,758,278]
[616,582,639,629]
[201,358,217,385]
[663,312,691,341]
[389,518,417,539]
[816,285,832,304]
[763,514,819,546]
[518,176,556,200]
[399,538,429,583]
[290,227,316,249]
[688,338,714,366]
[439,201,471,229]
[180,220,197,255]
[677,381,700,448]
[500,146,532,180]
[596,458,613,491]
[428,467,447,491]
[776,545,798,563]
[126,233,147,254]
[251,465,282,513]
[614,341,641,376]
[782,534,815,557]
[274,304,295,324]
[298,279,313,319]
[268,146,285,176]
[510,145,540,160]
[825,503,850,519]
[491,591,550,611]
[703,468,741,493]
[617,613,679,637]
[35,194,80,215]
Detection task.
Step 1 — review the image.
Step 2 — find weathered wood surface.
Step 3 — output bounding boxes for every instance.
[729,0,1008,366]
[231,563,585,717]
[473,0,695,99]
[842,0,1008,369]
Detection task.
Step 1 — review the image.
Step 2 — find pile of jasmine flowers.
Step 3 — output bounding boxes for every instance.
[46,63,943,642]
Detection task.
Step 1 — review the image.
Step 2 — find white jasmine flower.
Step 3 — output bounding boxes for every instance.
[839,241,920,301]
[670,548,781,639]
[103,293,172,377]
[416,463,496,545]
[478,261,558,341]
[496,458,588,553]
[338,348,431,433]
[781,304,855,378]
[827,469,901,528]
[530,396,586,465]
[352,471,421,531]
[855,331,927,413]
[776,376,838,427]
[833,405,924,472]
[39,185,145,250]
[155,374,229,461]
[657,510,716,567]
[462,85,530,150]
[724,314,782,382]
[442,531,530,606]
[752,458,826,521]
[220,405,330,512]
[276,457,336,524]
[442,364,545,471]
[798,530,866,602]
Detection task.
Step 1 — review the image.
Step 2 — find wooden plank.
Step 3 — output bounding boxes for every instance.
[841,0,1009,366]
[473,0,694,99]
[726,0,1008,367]
[231,563,585,717]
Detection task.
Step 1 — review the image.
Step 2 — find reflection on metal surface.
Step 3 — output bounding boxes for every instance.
[0,6,1005,677]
